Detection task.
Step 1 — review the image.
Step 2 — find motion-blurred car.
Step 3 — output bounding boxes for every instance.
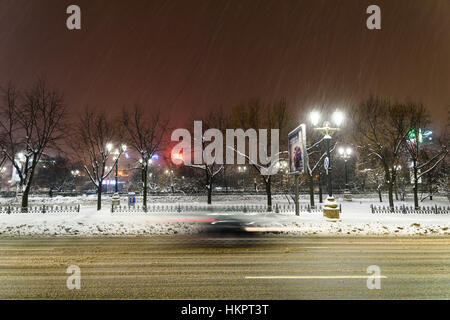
[201,217,259,237]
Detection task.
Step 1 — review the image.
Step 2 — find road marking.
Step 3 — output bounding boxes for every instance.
[245,275,387,279]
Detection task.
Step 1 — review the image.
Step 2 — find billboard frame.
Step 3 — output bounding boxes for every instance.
[288,123,307,176]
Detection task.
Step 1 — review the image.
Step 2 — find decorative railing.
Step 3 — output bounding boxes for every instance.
[111,203,326,214]
[371,204,450,214]
[0,205,80,214]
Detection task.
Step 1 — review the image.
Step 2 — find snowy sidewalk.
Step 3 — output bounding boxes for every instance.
[0,196,448,237]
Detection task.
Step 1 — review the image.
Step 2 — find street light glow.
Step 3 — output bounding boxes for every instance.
[121,144,127,152]
[338,146,352,158]
[238,166,247,172]
[332,111,344,127]
[310,111,320,126]
[17,152,25,161]
[106,143,113,152]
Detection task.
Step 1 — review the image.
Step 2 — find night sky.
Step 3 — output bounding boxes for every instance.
[0,0,448,129]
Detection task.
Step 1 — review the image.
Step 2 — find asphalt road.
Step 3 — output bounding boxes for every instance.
[0,236,449,299]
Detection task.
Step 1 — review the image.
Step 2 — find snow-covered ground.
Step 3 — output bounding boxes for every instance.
[0,194,448,237]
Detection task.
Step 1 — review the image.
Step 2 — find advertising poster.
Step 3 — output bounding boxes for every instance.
[288,124,307,175]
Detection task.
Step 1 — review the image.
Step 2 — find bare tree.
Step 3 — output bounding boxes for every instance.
[184,110,227,204]
[352,96,411,209]
[0,81,66,209]
[120,105,168,207]
[403,103,448,208]
[305,133,337,208]
[187,162,223,204]
[71,109,123,210]
[229,98,291,211]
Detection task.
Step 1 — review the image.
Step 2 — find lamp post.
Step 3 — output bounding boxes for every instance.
[113,150,120,193]
[112,144,126,205]
[310,110,344,219]
[338,146,352,201]
[71,169,80,192]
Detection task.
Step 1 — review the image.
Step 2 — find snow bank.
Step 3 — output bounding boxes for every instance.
[0,195,448,237]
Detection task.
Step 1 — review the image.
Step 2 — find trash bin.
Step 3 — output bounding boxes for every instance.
[128,192,136,206]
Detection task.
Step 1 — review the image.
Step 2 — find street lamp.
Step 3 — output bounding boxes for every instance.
[311,110,344,219]
[338,146,352,201]
[113,149,120,193]
[71,169,80,192]
[111,144,126,205]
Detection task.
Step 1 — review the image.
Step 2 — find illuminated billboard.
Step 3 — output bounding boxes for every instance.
[288,124,307,175]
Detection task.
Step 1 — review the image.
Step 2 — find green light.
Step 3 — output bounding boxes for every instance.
[408,128,423,143]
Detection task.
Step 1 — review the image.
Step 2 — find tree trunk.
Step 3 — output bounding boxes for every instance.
[318,171,323,203]
[97,185,102,210]
[21,158,37,211]
[205,167,212,204]
[308,173,315,208]
[265,179,272,212]
[388,182,394,209]
[143,166,148,208]
[428,173,433,200]
[207,185,212,204]
[395,182,399,201]
[378,187,382,202]
[21,184,30,211]
[384,168,394,209]
[413,160,419,209]
[21,166,37,210]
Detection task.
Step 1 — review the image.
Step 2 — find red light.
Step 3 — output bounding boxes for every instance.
[172,150,183,162]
